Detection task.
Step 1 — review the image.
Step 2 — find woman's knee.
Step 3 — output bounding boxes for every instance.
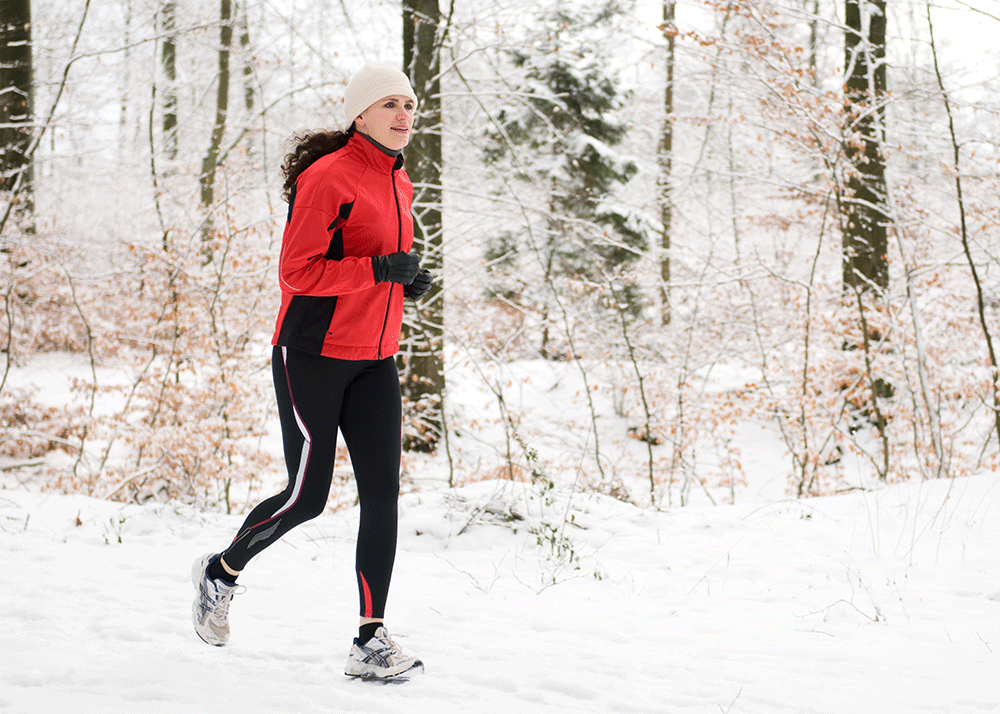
[294,500,328,524]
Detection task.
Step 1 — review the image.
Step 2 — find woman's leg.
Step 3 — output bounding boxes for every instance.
[339,365,423,681]
[220,346,353,572]
[338,356,402,622]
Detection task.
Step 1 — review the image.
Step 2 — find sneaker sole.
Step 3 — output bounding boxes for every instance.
[347,660,424,683]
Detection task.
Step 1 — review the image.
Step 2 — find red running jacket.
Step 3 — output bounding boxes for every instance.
[272,133,414,360]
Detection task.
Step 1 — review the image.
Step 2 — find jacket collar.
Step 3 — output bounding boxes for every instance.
[346,131,405,174]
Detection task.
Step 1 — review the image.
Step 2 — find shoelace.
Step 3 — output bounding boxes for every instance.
[362,635,403,663]
[375,636,401,655]
[368,637,403,657]
[203,581,244,623]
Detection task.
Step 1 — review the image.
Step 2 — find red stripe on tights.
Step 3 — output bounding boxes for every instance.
[360,571,373,618]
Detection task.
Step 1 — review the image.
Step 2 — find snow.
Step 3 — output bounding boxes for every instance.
[2,473,999,713]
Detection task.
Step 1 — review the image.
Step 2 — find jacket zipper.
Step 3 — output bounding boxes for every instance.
[377,161,404,360]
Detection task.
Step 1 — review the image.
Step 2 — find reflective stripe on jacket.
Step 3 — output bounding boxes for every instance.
[272,133,414,360]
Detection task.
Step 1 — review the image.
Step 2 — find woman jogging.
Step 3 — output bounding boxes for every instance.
[191,64,431,682]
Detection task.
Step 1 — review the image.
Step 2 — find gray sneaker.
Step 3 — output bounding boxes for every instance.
[344,627,424,681]
[191,553,243,647]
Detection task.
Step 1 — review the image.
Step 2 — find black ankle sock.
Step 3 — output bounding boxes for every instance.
[358,622,382,646]
[207,555,237,584]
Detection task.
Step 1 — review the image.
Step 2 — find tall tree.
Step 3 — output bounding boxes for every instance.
[841,0,888,294]
[807,0,820,84]
[658,0,676,326]
[0,0,34,223]
[839,0,891,475]
[200,0,233,244]
[237,2,254,116]
[196,0,235,256]
[400,0,448,452]
[119,0,133,147]
[160,0,178,161]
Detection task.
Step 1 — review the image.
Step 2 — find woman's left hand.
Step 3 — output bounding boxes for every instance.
[404,269,433,300]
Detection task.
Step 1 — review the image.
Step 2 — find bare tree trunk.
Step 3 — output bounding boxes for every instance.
[200,0,233,246]
[236,1,253,115]
[842,0,888,295]
[925,1,1000,451]
[838,0,892,478]
[658,0,675,326]
[119,0,133,151]
[0,0,35,226]
[0,0,89,239]
[808,0,819,84]
[160,0,178,161]
[400,0,449,452]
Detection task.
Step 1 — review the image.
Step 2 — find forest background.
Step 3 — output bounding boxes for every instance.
[1,0,998,516]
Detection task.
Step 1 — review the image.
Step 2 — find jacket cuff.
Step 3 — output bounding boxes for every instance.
[371,256,387,283]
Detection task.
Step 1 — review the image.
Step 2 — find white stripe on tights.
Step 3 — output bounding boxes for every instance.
[273,346,311,518]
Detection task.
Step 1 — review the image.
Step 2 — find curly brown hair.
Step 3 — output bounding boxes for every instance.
[280,128,353,201]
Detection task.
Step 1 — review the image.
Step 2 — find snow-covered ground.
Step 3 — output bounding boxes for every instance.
[2,471,998,713]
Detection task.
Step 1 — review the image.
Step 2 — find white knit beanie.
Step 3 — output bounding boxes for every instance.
[343,64,418,129]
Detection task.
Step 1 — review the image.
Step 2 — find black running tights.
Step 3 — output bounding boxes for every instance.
[221,346,401,619]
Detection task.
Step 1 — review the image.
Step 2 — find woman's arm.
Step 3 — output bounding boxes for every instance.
[278,170,377,297]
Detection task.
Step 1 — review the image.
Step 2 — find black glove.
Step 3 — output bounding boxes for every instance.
[372,252,421,285]
[404,269,433,300]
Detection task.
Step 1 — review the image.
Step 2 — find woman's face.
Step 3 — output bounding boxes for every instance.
[355,95,416,151]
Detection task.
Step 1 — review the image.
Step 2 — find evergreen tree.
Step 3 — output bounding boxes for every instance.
[483,2,651,358]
